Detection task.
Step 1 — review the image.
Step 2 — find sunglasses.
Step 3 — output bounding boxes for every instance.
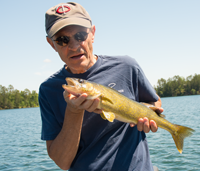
[53,31,89,47]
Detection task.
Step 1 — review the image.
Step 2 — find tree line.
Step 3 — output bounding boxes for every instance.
[0,85,39,110]
[154,74,200,97]
[1,74,200,109]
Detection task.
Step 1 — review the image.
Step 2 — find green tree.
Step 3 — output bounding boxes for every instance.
[14,90,21,108]
[20,89,31,108]
[0,85,3,109]
[191,89,196,95]
[0,85,39,110]
[7,85,14,109]
[156,78,166,97]
[1,86,8,109]
[155,74,200,97]
[30,90,39,107]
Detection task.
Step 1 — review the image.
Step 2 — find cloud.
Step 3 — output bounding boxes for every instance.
[44,59,51,63]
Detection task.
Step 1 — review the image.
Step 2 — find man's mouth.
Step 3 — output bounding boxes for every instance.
[71,54,84,59]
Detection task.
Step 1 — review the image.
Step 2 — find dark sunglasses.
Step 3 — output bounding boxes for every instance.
[53,31,89,47]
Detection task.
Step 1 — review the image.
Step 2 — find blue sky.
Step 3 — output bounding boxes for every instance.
[1,0,199,92]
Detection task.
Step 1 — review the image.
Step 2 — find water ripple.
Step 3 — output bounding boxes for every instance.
[147,95,200,170]
[1,95,200,170]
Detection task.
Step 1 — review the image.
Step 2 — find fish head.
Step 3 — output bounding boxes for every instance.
[62,77,101,99]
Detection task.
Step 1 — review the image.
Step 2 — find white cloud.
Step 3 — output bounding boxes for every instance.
[44,59,51,63]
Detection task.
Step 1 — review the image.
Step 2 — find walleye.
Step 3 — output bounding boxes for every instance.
[62,77,194,154]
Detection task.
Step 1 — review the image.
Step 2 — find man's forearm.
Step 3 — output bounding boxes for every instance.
[149,94,162,108]
[46,107,84,170]
[154,95,162,107]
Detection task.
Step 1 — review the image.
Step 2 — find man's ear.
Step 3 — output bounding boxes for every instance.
[91,25,96,43]
[46,36,58,52]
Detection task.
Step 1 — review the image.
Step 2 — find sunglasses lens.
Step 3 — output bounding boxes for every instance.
[74,32,88,42]
[54,32,88,46]
[55,36,69,46]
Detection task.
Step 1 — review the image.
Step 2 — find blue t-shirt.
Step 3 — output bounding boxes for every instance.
[39,55,158,171]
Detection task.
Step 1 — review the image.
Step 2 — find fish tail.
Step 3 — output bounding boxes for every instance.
[171,125,194,154]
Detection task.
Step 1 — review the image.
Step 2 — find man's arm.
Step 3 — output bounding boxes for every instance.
[150,94,162,108]
[46,92,101,170]
[46,107,84,170]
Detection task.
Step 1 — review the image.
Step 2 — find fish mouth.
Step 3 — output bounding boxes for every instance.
[66,77,76,86]
[62,78,82,96]
[63,77,101,99]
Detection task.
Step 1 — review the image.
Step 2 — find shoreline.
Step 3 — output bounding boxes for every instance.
[0,106,39,110]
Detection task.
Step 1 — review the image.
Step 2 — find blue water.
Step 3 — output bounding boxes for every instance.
[0,95,199,171]
[147,95,200,171]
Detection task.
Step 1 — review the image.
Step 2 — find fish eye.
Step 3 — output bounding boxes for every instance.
[78,79,84,83]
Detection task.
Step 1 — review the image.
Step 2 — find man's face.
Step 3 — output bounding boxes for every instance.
[47,25,96,74]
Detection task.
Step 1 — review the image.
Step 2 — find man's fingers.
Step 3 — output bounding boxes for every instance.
[64,90,101,113]
[155,107,164,114]
[93,109,103,114]
[71,93,88,106]
[81,98,99,112]
[150,120,158,132]
[130,123,136,127]
[143,117,150,133]
[64,91,88,109]
[87,98,100,113]
[137,118,144,132]
[137,118,158,133]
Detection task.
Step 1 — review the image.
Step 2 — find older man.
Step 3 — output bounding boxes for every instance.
[39,2,162,171]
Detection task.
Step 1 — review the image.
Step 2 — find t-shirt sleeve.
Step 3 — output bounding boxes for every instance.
[137,66,158,103]
[39,85,62,140]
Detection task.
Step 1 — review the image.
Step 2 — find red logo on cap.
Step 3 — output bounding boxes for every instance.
[56,5,71,14]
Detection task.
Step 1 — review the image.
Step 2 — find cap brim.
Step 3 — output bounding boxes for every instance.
[47,18,91,38]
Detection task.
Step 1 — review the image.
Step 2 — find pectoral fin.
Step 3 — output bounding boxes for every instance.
[100,111,115,122]
[101,96,113,104]
[100,113,107,120]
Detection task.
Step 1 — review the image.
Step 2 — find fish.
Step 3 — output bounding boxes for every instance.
[62,77,195,154]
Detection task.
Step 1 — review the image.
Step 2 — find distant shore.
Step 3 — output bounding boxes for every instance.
[0,85,39,110]
[1,74,199,110]
[154,74,200,97]
[0,106,39,110]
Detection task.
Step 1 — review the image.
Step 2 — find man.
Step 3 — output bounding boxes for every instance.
[39,2,163,171]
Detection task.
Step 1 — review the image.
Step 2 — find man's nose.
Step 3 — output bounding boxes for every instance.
[67,38,80,51]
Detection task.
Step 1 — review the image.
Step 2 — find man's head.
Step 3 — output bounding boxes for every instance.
[45,2,92,38]
[45,2,96,74]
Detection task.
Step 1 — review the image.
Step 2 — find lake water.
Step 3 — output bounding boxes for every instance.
[0,95,199,171]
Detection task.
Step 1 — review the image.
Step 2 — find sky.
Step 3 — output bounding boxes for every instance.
[0,0,199,92]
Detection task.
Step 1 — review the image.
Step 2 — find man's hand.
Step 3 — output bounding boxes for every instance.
[63,90,102,114]
[129,118,157,133]
[130,107,164,133]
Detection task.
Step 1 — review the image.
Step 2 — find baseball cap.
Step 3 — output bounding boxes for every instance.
[45,2,92,38]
